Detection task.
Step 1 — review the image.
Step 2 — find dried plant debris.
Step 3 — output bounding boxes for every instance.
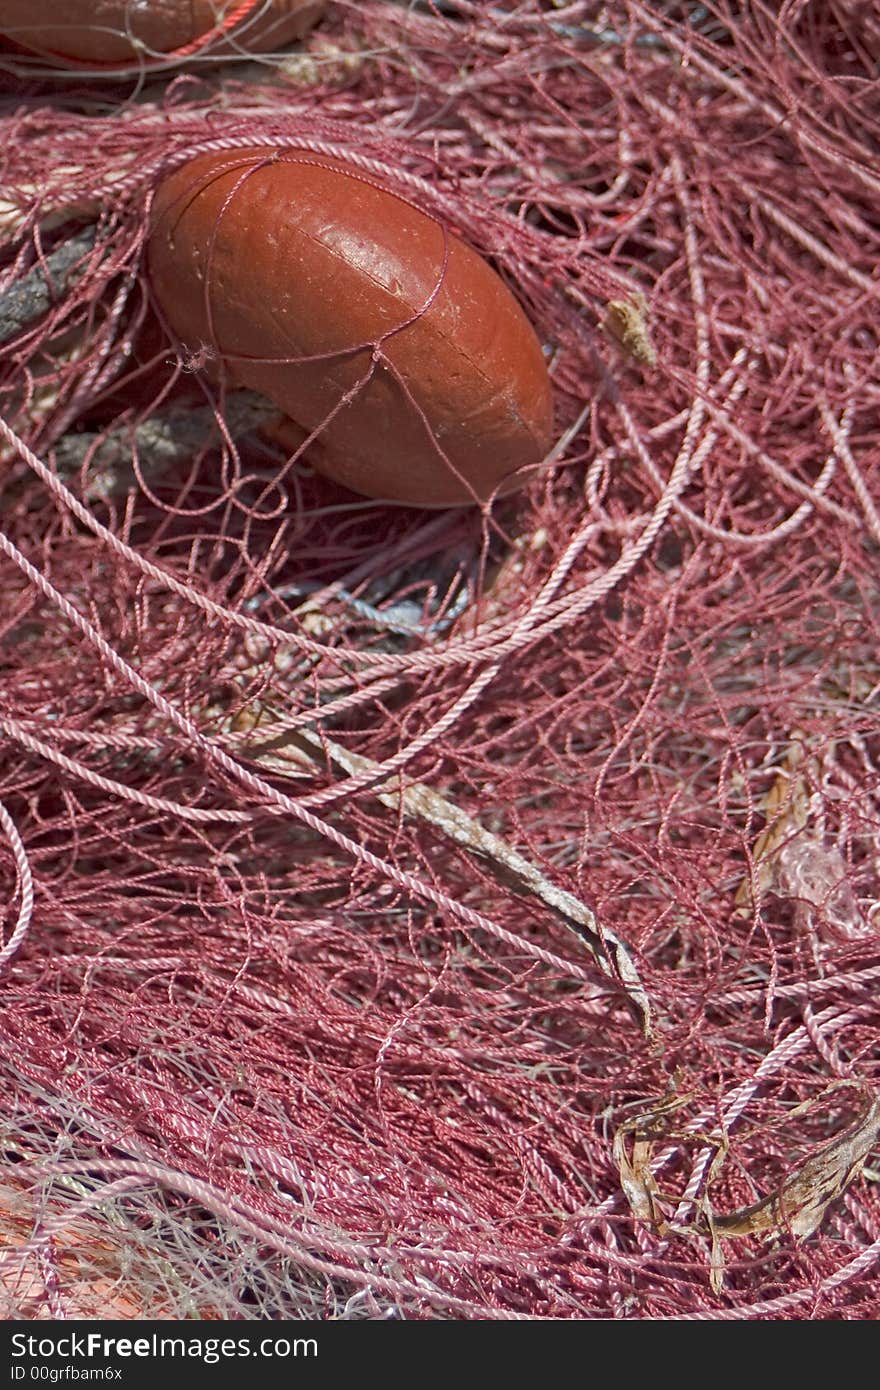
[613,1080,695,1234]
[710,1093,880,1242]
[735,736,869,943]
[280,37,370,87]
[615,1085,880,1291]
[603,291,657,367]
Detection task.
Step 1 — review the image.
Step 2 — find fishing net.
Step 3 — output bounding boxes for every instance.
[1,0,879,1320]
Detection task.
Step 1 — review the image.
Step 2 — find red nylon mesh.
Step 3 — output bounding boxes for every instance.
[1,1,879,1319]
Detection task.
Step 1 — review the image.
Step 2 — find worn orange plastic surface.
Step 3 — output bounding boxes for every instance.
[147,150,554,506]
[0,1,324,66]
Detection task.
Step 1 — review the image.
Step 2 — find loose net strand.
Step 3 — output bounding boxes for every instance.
[1,1,879,1320]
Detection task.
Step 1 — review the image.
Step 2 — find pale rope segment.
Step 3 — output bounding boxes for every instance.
[0,717,253,824]
[169,0,267,61]
[616,390,862,532]
[843,1192,880,1247]
[35,1246,65,1321]
[0,797,34,972]
[819,398,880,549]
[0,723,197,752]
[713,961,880,1011]
[802,1001,852,1078]
[626,373,857,550]
[679,1235,880,1320]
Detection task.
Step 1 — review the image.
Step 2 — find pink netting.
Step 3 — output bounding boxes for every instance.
[1,1,879,1319]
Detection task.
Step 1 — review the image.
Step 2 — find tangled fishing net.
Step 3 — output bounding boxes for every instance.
[1,1,879,1320]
